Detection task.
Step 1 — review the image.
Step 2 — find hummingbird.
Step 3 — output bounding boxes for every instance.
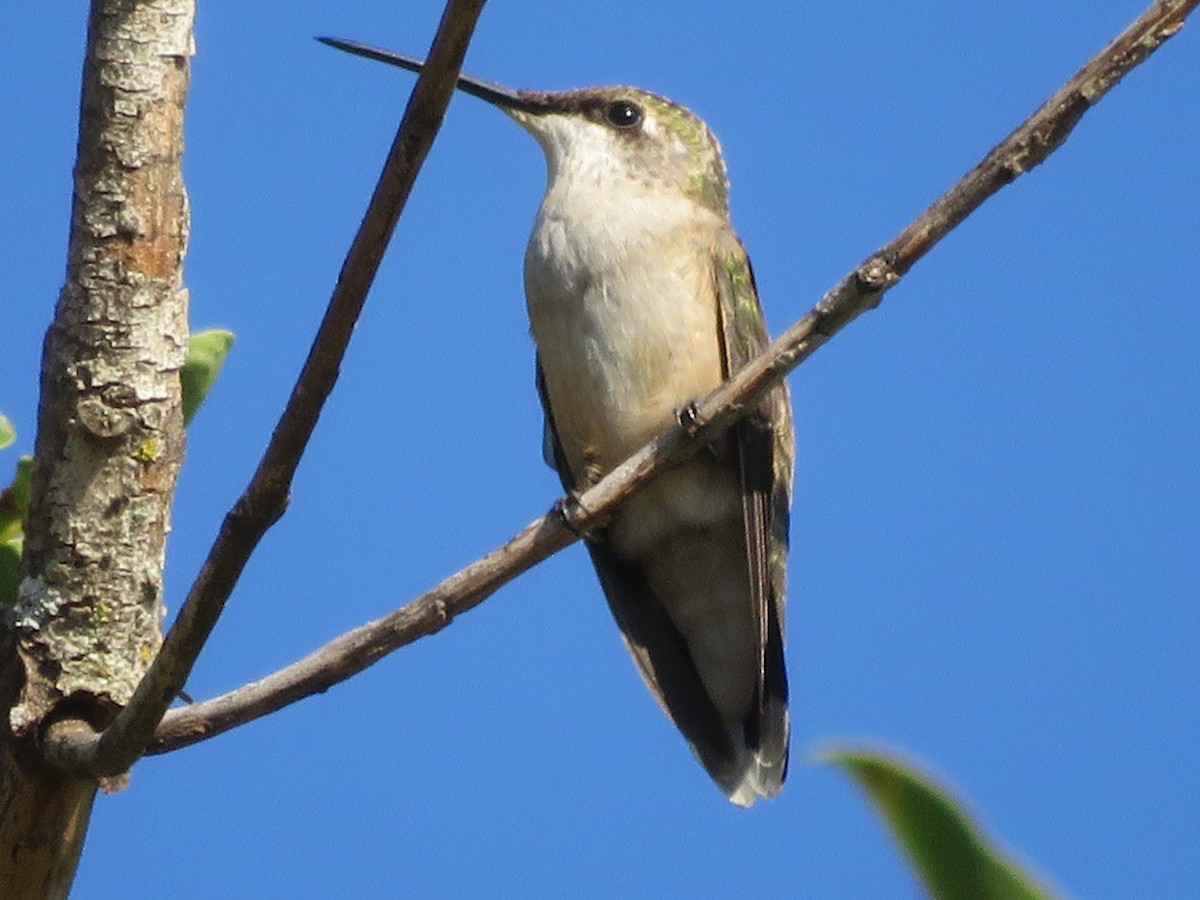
[321,37,795,806]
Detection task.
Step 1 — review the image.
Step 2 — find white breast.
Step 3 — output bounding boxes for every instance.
[524,179,726,481]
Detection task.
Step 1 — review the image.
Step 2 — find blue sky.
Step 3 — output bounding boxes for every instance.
[3,2,1198,897]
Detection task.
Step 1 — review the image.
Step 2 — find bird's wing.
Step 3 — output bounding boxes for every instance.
[712,228,794,792]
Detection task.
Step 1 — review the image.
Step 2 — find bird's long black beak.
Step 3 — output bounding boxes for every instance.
[318,37,546,114]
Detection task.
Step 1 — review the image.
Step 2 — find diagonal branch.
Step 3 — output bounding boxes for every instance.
[40,0,491,779]
[142,0,1199,755]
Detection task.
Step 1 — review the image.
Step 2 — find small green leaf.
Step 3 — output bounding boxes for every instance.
[0,456,33,542]
[0,456,32,606]
[181,329,235,425]
[0,413,14,450]
[825,747,1055,900]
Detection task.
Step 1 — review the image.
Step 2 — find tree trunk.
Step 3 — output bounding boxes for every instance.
[0,1,194,895]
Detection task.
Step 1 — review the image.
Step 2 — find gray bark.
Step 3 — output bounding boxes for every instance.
[0,1,194,896]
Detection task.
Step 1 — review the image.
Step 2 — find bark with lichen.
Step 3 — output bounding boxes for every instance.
[0,1,193,896]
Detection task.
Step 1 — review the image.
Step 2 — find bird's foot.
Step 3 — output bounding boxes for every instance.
[676,399,705,437]
[553,491,594,537]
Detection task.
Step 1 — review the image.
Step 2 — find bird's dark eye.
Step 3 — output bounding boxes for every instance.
[604,100,643,129]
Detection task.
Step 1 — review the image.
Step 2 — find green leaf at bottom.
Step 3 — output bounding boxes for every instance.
[825,746,1055,900]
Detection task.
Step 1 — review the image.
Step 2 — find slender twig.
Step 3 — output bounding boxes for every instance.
[41,0,491,779]
[142,0,1199,755]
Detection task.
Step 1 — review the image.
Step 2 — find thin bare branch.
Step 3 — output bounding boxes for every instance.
[40,0,491,779]
[145,0,1199,755]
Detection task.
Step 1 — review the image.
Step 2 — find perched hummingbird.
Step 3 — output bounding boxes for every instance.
[321,37,795,806]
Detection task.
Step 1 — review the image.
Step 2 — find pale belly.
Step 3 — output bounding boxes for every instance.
[528,252,755,721]
[525,221,725,482]
[524,205,758,724]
